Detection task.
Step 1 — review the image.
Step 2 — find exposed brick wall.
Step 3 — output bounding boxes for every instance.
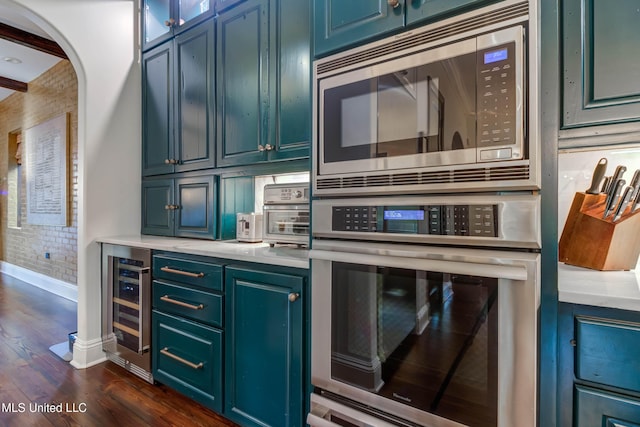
[0,60,78,285]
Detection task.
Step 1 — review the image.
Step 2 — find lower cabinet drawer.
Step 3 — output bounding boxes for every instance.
[152,310,222,412]
[576,316,640,393]
[575,385,640,427]
[153,280,223,328]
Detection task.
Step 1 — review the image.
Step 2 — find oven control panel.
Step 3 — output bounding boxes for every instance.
[331,205,498,237]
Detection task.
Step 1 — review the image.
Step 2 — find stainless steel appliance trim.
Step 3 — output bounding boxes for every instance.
[312,1,541,197]
[308,393,411,427]
[317,25,524,177]
[310,241,539,427]
[312,193,541,249]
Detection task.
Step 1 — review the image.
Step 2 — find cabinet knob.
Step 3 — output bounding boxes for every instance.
[387,0,401,8]
[164,18,176,27]
[264,144,274,151]
[288,292,300,302]
[164,158,179,165]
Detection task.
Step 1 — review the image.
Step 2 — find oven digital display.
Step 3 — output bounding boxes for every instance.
[484,48,508,64]
[383,210,425,221]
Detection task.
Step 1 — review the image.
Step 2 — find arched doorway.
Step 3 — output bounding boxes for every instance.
[0,0,142,368]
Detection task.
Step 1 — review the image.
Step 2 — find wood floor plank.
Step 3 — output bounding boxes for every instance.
[0,274,238,427]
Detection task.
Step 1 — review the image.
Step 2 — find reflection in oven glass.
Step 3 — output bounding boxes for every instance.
[331,263,498,426]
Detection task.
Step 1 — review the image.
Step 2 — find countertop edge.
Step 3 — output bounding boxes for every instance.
[558,263,640,312]
[96,235,309,270]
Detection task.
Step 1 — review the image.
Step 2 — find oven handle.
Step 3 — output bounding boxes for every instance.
[308,394,399,427]
[309,249,528,281]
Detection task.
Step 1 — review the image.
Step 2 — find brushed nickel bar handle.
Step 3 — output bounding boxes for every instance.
[160,295,204,310]
[160,347,203,370]
[160,266,205,278]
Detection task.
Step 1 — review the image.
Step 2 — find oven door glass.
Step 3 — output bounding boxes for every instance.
[265,210,310,237]
[331,262,498,427]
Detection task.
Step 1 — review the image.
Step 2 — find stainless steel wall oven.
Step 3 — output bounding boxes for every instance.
[308,195,540,427]
[312,1,538,196]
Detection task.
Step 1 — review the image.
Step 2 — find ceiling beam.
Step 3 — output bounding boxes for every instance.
[0,75,28,92]
[0,22,67,59]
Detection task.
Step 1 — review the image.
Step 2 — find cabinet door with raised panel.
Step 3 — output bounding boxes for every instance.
[563,0,640,128]
[216,0,270,167]
[142,178,174,236]
[313,0,404,57]
[174,20,216,173]
[268,0,311,162]
[142,42,175,177]
[174,176,216,239]
[225,266,305,427]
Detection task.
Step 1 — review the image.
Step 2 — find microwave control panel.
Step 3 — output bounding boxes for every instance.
[331,205,498,237]
[477,42,517,150]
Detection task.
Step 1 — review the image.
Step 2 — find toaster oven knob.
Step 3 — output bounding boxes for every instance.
[293,190,303,198]
[288,292,300,302]
[387,0,401,8]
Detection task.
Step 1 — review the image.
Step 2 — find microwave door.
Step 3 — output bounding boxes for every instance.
[318,37,478,177]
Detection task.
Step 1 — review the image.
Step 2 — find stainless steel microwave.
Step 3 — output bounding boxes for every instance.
[313,14,539,196]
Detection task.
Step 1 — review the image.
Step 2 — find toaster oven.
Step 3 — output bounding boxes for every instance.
[263,183,310,247]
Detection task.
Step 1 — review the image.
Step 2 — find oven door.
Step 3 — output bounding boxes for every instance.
[317,26,524,178]
[309,240,538,427]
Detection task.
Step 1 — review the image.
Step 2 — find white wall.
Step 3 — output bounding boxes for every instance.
[2,0,141,368]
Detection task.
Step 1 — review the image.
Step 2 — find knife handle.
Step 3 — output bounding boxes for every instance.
[586,157,608,194]
[601,176,612,194]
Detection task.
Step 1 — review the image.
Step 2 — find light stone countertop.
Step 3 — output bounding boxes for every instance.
[558,263,640,312]
[95,235,309,270]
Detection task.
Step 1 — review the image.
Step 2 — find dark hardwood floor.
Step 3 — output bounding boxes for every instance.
[0,274,238,427]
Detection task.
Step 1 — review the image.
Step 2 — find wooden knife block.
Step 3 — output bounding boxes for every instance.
[559,192,640,271]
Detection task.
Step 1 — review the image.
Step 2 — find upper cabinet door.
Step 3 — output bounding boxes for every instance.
[269,0,310,161]
[215,0,247,13]
[216,0,271,167]
[143,0,174,49]
[313,0,404,57]
[406,0,496,26]
[563,0,640,128]
[143,0,215,50]
[142,41,175,176]
[174,20,216,173]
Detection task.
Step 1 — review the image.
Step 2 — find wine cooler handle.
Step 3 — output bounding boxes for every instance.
[160,347,203,369]
[160,266,205,278]
[160,295,204,310]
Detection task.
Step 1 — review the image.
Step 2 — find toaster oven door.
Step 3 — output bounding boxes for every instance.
[263,206,310,245]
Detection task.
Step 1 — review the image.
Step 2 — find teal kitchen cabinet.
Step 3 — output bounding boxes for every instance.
[313,0,500,56]
[142,19,215,177]
[558,303,640,426]
[142,0,215,50]
[141,175,216,239]
[562,0,640,128]
[216,0,310,168]
[225,265,307,427]
[215,0,247,13]
[152,253,225,412]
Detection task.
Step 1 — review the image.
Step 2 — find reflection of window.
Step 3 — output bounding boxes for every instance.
[8,131,23,229]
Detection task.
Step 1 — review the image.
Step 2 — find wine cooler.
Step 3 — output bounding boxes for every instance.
[101,244,153,383]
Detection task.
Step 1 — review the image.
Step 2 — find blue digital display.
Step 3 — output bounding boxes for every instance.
[384,210,425,221]
[484,48,508,64]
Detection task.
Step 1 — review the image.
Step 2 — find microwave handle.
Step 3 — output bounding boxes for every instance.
[309,249,528,281]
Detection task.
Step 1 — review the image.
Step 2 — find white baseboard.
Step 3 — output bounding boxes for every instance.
[0,261,78,302]
[70,336,107,369]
